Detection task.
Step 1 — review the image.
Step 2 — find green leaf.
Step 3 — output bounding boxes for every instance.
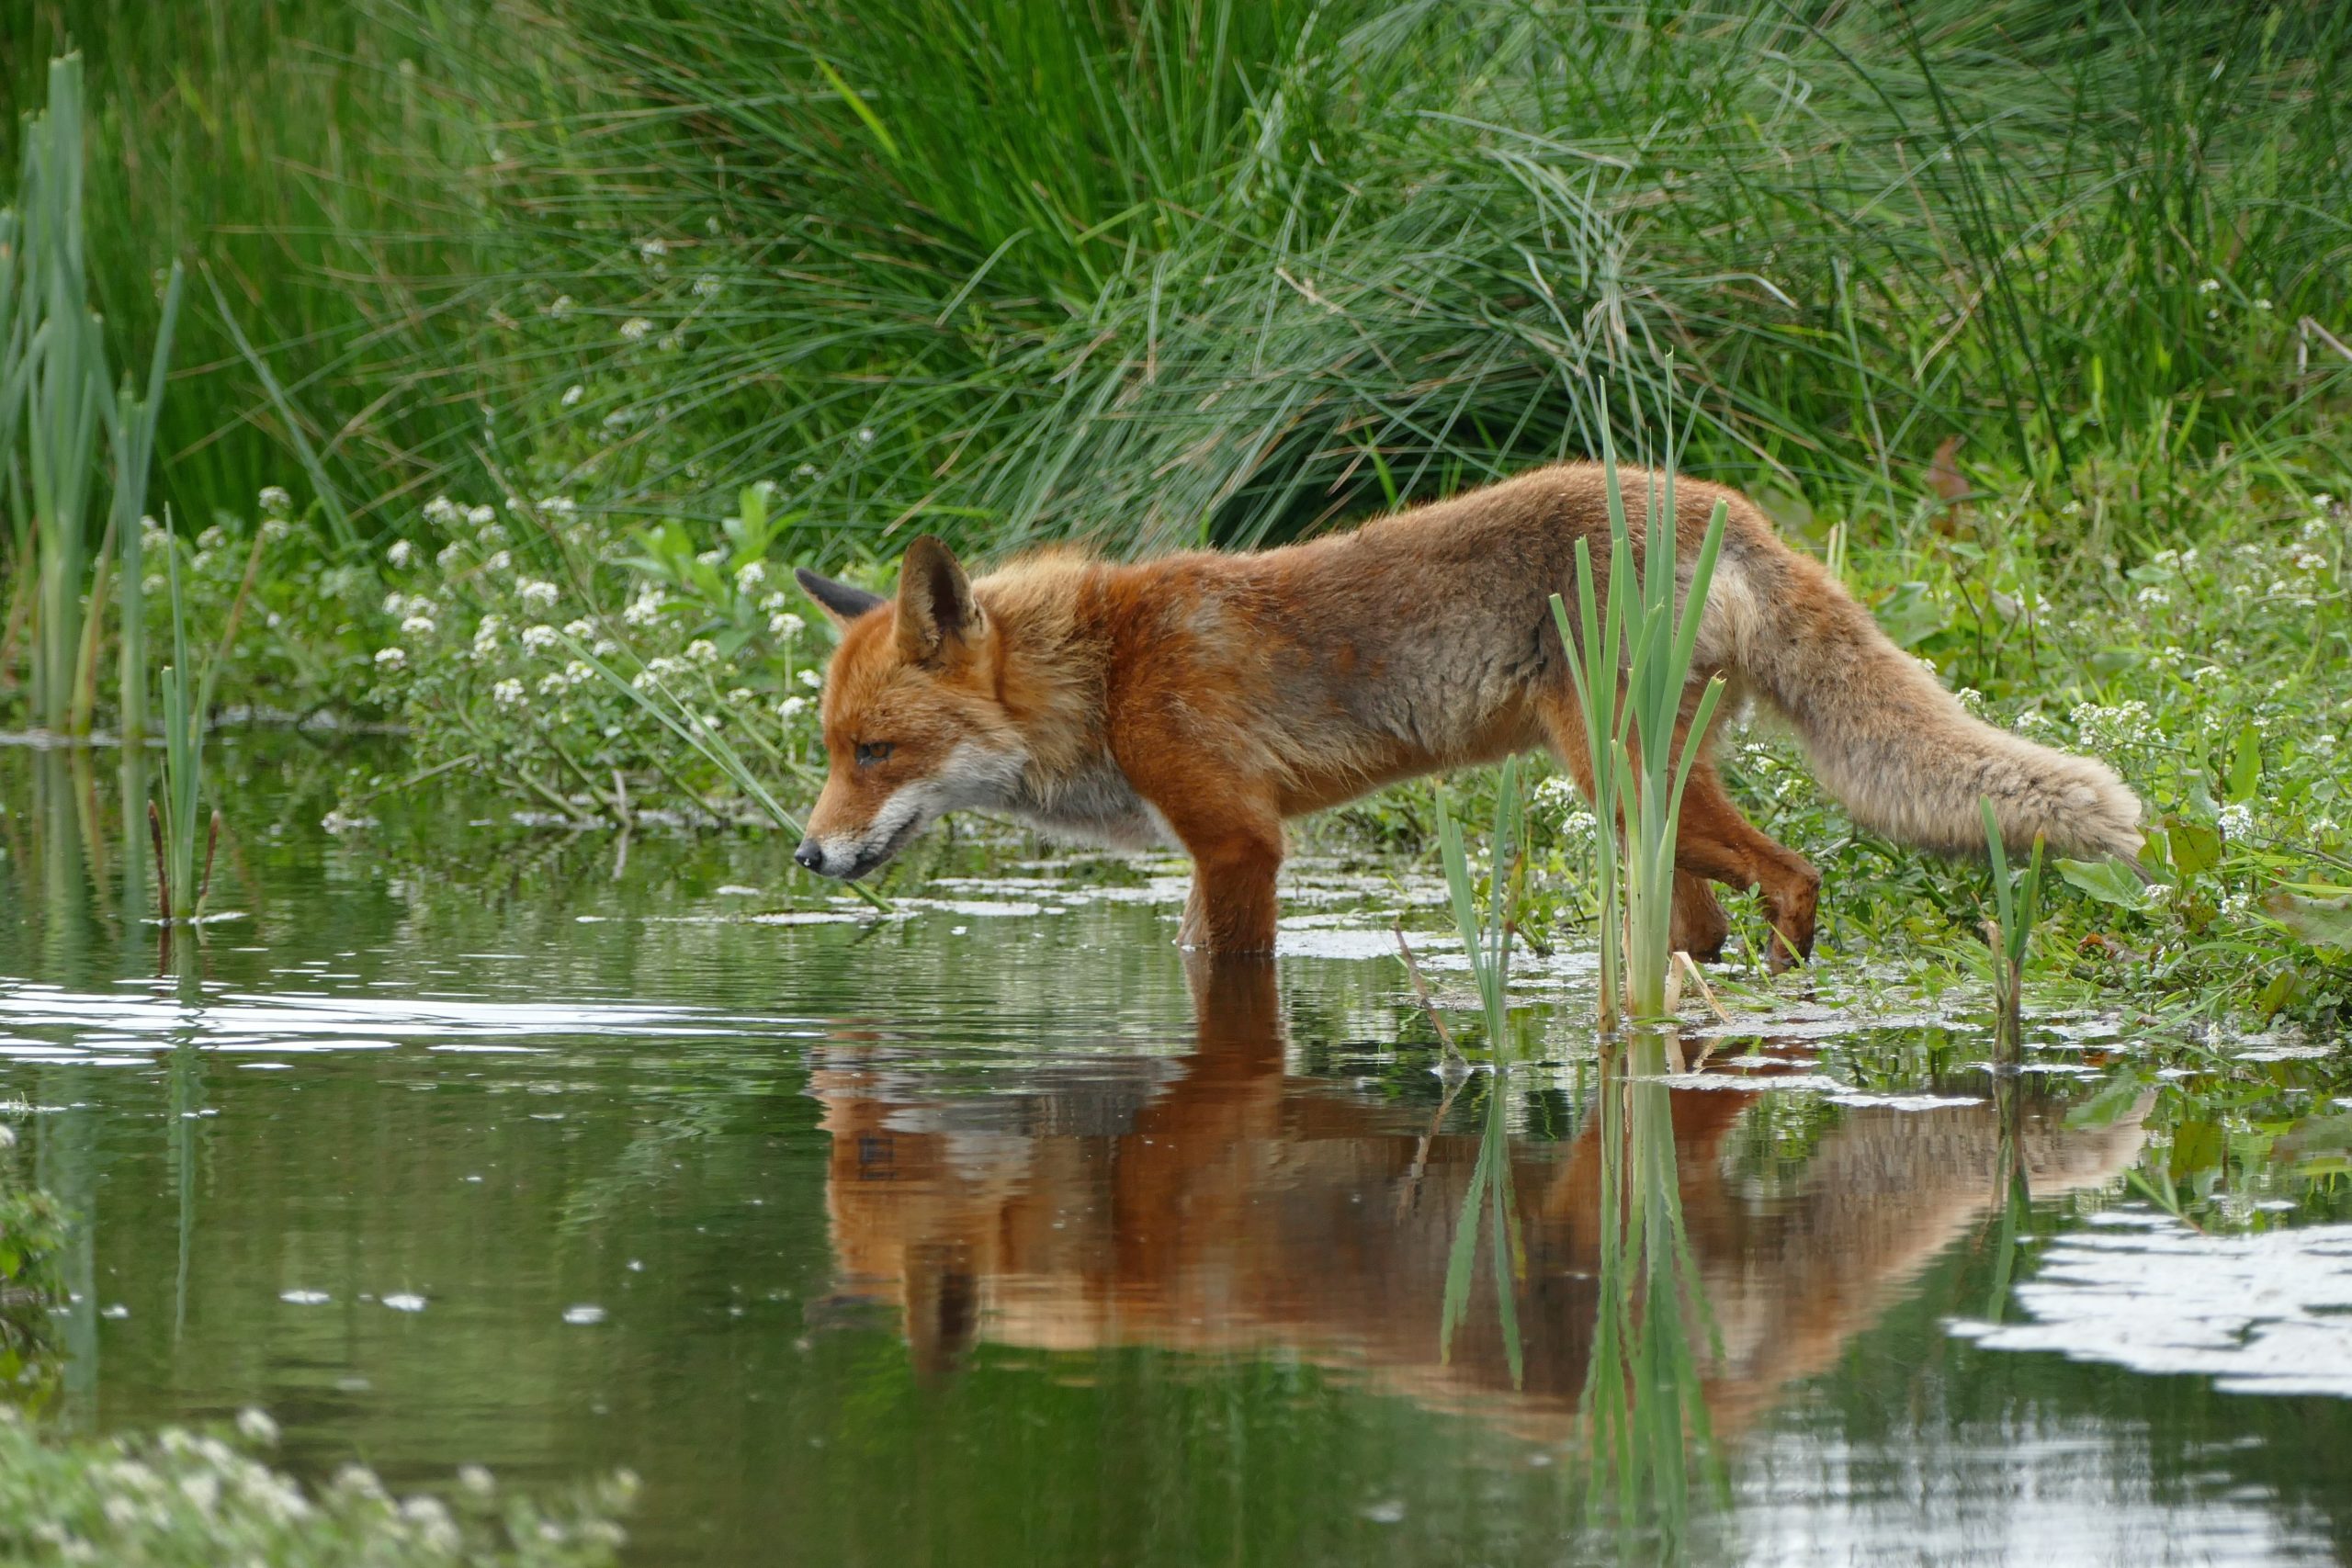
[2227,723,2261,804]
[2262,891,2352,952]
[2056,856,2150,910]
[2165,818,2222,878]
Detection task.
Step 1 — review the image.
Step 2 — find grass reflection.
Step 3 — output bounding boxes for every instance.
[1579,1031,1727,1558]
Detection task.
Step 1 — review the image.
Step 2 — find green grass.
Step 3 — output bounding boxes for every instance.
[2,3,2347,1030]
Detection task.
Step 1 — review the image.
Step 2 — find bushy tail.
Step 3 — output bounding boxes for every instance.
[1716,538,2142,861]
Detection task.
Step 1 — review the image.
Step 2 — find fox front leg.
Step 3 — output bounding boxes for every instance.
[1165,808,1284,956]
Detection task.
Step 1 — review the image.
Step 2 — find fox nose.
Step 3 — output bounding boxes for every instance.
[794,840,825,873]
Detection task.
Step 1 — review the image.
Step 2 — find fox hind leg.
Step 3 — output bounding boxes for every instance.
[1534,686,1814,970]
[1671,760,1820,972]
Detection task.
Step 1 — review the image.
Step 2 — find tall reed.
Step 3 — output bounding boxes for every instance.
[1551,399,1727,1025]
[1431,757,1528,1381]
[107,262,185,742]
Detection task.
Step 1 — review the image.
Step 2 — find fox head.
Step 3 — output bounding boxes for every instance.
[790,537,1026,879]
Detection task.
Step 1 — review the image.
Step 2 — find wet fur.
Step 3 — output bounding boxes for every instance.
[797,464,2141,960]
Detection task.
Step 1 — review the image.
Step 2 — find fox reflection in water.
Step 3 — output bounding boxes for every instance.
[810,960,2150,1436]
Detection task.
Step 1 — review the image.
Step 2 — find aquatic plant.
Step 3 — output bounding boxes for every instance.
[1434,754,1527,1043]
[1551,397,1728,1026]
[1,57,187,742]
[1980,795,2048,1057]
[7,55,107,736]
[105,262,185,743]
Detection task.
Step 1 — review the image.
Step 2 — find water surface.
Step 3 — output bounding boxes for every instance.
[2,739,2349,1565]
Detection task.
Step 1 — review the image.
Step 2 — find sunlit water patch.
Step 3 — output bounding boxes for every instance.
[1950,1211,2352,1398]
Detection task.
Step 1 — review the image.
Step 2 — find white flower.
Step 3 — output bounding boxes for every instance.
[179,1472,222,1514]
[622,591,663,627]
[856,426,875,444]
[374,647,407,670]
[564,660,593,684]
[400,615,436,637]
[727,686,754,702]
[236,1408,280,1446]
[797,669,821,689]
[2254,298,2273,310]
[561,383,585,408]
[548,294,575,318]
[387,539,415,569]
[436,541,465,570]
[521,624,560,651]
[518,578,560,609]
[639,237,668,261]
[257,485,292,516]
[770,611,805,639]
[695,548,723,567]
[759,590,788,611]
[468,503,496,527]
[686,638,718,663]
[538,671,571,695]
[400,1495,461,1554]
[795,463,819,479]
[693,272,722,298]
[2197,277,2222,294]
[424,494,464,528]
[2295,551,2328,572]
[537,496,578,519]
[492,678,526,707]
[2314,494,2335,510]
[2134,585,2170,607]
[2219,802,2255,838]
[645,656,684,677]
[736,558,767,587]
[564,619,594,638]
[619,317,654,343]
[657,332,684,353]
[778,695,809,720]
[458,1465,496,1497]
[198,525,227,550]
[483,549,513,573]
[592,637,619,657]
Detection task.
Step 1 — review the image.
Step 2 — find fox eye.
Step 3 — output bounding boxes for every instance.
[854,741,895,767]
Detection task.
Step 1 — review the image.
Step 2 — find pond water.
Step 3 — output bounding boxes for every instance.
[3,738,2350,1565]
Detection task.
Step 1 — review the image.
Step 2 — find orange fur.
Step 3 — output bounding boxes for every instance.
[794,463,2140,963]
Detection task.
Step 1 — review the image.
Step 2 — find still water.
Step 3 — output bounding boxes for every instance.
[2,738,2349,1565]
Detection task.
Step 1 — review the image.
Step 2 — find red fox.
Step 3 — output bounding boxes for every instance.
[792,463,2141,964]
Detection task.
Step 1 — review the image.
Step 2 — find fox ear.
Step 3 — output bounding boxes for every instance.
[894,535,982,664]
[795,567,887,628]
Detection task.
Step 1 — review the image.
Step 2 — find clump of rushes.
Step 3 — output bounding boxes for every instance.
[1980,795,2047,1059]
[1,57,186,742]
[1551,396,1728,1026]
[10,56,107,736]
